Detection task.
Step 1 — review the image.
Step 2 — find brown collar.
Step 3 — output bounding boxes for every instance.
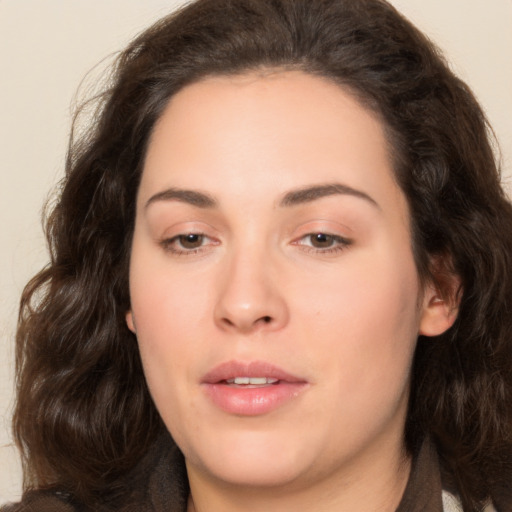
[396,440,444,512]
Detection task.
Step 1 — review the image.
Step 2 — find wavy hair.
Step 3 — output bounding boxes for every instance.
[13,0,512,509]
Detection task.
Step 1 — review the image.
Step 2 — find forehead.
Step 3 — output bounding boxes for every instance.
[141,70,406,221]
[151,70,388,152]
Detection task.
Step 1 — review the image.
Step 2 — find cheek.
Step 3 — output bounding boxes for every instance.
[130,281,208,446]
[129,241,214,341]
[293,247,420,400]
[127,248,216,408]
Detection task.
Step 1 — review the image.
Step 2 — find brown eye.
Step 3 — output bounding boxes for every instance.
[294,232,352,254]
[309,233,335,248]
[178,233,204,249]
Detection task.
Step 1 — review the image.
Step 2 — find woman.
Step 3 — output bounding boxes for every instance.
[3,0,512,510]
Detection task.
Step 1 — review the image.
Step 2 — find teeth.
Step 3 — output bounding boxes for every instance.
[226,377,279,385]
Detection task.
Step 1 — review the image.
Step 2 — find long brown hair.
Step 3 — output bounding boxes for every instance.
[13,0,512,509]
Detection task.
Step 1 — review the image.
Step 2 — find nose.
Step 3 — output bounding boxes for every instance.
[213,249,289,334]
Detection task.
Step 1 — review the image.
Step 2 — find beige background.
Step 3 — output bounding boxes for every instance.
[1,0,511,502]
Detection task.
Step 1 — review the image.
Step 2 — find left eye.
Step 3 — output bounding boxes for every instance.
[296,233,351,251]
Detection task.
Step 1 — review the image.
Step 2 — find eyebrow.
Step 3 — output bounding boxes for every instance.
[279,183,380,209]
[145,187,218,210]
[145,182,379,211]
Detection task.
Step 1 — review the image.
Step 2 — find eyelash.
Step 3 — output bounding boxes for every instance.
[160,232,352,257]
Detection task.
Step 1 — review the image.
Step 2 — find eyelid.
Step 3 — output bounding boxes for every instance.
[155,220,220,241]
[288,219,354,256]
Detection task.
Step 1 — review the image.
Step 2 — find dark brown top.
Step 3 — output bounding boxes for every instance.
[1,436,444,512]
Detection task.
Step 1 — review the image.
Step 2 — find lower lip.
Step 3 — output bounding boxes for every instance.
[202,382,308,416]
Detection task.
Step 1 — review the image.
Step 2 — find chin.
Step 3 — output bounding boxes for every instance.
[182,427,314,488]
[192,457,305,489]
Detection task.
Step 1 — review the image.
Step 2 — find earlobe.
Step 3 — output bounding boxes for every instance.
[126,310,136,333]
[418,285,460,337]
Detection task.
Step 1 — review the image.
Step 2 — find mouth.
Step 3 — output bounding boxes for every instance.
[201,360,308,416]
[224,376,279,387]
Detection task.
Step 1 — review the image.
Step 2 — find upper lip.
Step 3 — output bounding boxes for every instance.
[201,360,306,384]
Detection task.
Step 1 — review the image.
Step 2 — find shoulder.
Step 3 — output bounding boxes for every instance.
[0,491,78,512]
[1,434,187,512]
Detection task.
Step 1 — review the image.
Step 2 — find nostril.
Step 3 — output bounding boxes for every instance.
[220,314,274,331]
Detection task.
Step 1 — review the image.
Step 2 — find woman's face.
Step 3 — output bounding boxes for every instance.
[127,71,452,492]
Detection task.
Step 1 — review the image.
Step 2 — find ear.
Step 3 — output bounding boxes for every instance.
[126,310,136,333]
[418,278,461,337]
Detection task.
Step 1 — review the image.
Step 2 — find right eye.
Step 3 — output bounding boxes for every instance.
[176,233,205,249]
[160,232,215,256]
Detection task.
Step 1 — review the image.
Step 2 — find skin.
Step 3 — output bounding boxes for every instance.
[127,70,457,512]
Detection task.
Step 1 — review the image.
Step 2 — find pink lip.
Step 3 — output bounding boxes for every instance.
[201,360,308,416]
